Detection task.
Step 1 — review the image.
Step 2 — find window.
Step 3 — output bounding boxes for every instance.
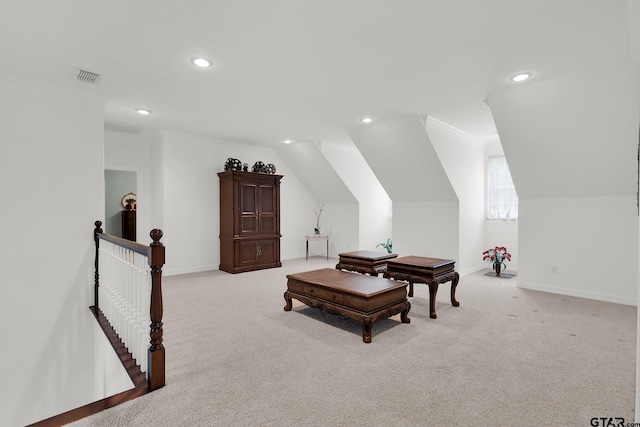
[487,156,518,220]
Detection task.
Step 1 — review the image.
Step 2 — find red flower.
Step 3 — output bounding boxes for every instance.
[482,246,512,265]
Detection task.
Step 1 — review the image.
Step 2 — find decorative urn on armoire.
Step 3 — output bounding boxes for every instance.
[218,170,282,273]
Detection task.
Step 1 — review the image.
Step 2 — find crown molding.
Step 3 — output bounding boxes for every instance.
[424,115,484,148]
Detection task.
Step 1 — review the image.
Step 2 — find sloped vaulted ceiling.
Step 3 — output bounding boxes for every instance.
[276,141,356,203]
[487,63,640,199]
[348,115,457,202]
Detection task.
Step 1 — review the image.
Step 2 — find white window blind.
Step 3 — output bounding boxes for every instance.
[487,156,518,220]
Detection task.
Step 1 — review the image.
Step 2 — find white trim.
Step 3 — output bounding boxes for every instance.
[425,115,482,148]
[629,0,640,64]
[518,281,636,307]
[458,264,489,277]
[164,264,219,276]
[161,129,279,154]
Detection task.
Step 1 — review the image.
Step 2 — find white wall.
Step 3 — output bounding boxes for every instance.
[484,221,518,273]
[349,115,459,262]
[159,130,320,274]
[309,202,359,257]
[279,169,323,261]
[104,130,154,243]
[349,115,457,202]
[483,140,519,272]
[393,201,459,261]
[106,128,330,271]
[488,65,639,199]
[148,130,166,234]
[488,63,639,303]
[320,141,392,252]
[276,141,360,257]
[277,141,356,203]
[518,196,637,305]
[427,117,486,274]
[0,78,113,426]
[637,209,640,422]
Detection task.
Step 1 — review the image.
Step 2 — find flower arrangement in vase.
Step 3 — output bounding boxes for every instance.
[313,204,325,234]
[482,246,512,277]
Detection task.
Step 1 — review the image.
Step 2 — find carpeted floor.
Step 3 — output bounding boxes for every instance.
[69,257,636,426]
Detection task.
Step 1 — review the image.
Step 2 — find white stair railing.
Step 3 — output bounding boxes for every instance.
[98,240,151,373]
[92,221,165,391]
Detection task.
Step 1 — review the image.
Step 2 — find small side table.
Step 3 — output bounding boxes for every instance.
[336,250,398,276]
[384,256,459,319]
[306,234,329,260]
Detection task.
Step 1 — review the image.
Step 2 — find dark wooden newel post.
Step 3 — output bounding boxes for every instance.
[148,228,166,390]
[93,220,103,313]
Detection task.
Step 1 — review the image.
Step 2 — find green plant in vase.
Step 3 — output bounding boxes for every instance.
[313,204,325,235]
[377,238,393,253]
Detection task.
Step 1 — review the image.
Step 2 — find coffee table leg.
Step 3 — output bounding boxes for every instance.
[451,272,460,307]
[361,316,373,343]
[401,301,411,324]
[283,291,293,311]
[428,282,439,319]
[408,281,414,297]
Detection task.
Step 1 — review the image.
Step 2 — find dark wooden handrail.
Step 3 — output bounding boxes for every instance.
[97,228,151,255]
[93,220,166,391]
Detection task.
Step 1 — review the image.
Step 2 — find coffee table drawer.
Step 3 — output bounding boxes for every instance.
[303,284,344,304]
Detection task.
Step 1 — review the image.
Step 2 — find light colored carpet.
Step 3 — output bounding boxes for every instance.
[70,257,636,426]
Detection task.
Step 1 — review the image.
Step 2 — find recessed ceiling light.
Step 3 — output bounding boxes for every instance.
[190,57,212,68]
[361,117,373,124]
[510,72,532,82]
[283,139,292,144]
[135,109,152,115]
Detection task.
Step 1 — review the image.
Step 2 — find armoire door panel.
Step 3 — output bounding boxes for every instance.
[241,184,257,213]
[241,216,257,234]
[258,239,278,264]
[219,170,282,273]
[259,215,276,234]
[259,185,275,213]
[238,240,259,265]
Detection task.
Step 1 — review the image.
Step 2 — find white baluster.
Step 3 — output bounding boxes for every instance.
[97,238,153,374]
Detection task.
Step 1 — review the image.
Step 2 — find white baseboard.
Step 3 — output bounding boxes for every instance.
[165,255,336,276]
[164,264,218,276]
[459,264,491,277]
[518,281,637,306]
[281,252,307,261]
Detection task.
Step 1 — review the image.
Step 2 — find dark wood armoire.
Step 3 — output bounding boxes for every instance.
[218,170,282,273]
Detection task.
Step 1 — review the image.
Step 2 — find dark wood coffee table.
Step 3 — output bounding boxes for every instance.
[384,256,459,319]
[284,268,410,343]
[336,250,398,275]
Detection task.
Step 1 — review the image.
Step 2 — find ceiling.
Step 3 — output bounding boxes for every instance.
[0,1,634,148]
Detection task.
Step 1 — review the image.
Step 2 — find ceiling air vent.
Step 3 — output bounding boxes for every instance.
[76,68,101,84]
[104,120,146,135]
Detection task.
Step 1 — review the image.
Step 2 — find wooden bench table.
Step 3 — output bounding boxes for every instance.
[284,268,410,343]
[335,250,398,276]
[384,256,459,319]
